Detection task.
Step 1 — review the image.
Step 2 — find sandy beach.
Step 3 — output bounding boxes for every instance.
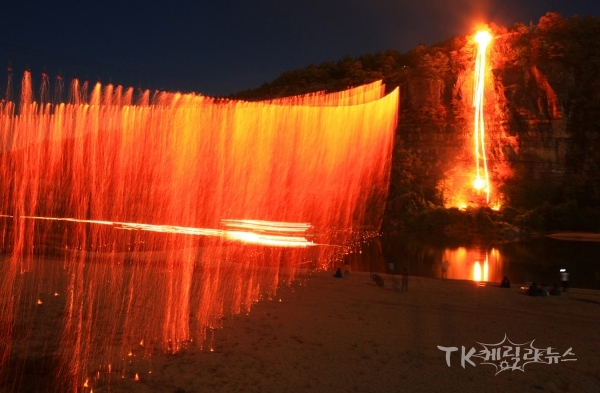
[95,271,600,393]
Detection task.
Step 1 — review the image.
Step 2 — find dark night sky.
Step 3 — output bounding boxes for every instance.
[1,1,599,96]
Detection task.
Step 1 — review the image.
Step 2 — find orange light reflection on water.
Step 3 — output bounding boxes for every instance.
[442,247,500,283]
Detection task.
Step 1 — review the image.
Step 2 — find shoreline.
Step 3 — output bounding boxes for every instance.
[546,232,600,242]
[103,271,599,392]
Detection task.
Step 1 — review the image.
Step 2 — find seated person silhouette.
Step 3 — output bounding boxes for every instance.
[333,268,343,278]
[528,282,538,296]
[500,276,511,288]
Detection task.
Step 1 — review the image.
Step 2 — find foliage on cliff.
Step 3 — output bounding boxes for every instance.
[235,13,600,232]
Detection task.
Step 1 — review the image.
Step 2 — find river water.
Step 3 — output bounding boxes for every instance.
[344,232,600,290]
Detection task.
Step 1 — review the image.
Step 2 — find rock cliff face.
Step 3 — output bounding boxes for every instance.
[238,13,600,211]
[397,15,600,209]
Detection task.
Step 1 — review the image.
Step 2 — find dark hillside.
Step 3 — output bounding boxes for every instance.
[236,13,600,234]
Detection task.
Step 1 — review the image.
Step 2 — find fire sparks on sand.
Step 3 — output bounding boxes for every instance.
[0,73,398,391]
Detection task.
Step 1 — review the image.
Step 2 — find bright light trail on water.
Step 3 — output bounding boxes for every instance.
[3,215,317,247]
[221,219,312,233]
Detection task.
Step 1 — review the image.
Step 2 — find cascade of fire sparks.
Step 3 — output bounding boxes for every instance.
[0,72,398,391]
[472,30,492,203]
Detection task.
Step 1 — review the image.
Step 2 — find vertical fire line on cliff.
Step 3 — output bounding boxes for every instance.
[472,30,492,204]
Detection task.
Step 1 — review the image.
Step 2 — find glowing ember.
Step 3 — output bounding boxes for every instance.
[472,29,492,203]
[474,30,492,46]
[473,177,486,190]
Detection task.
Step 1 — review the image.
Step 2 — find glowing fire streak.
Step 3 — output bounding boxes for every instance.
[473,30,492,203]
[221,219,312,233]
[224,231,312,247]
[4,215,316,247]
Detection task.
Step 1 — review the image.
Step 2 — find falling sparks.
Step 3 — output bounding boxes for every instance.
[472,30,492,203]
[0,73,397,391]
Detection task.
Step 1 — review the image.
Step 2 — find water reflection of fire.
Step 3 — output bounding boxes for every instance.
[442,247,502,283]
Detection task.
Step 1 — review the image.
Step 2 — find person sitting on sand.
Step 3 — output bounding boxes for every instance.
[372,272,384,287]
[528,282,538,296]
[500,276,511,288]
[539,283,548,296]
[550,283,561,296]
[560,269,569,292]
[333,268,343,278]
[401,268,409,292]
[441,260,449,280]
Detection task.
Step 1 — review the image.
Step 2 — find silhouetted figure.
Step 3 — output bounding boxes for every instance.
[333,268,343,278]
[560,269,569,292]
[539,283,548,296]
[401,268,409,292]
[442,260,449,280]
[500,276,511,288]
[528,282,538,296]
[372,273,384,287]
[388,262,395,274]
[550,283,561,296]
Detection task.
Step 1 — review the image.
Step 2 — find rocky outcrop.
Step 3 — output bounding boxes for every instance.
[238,14,600,211]
[387,192,423,214]
[396,19,598,207]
